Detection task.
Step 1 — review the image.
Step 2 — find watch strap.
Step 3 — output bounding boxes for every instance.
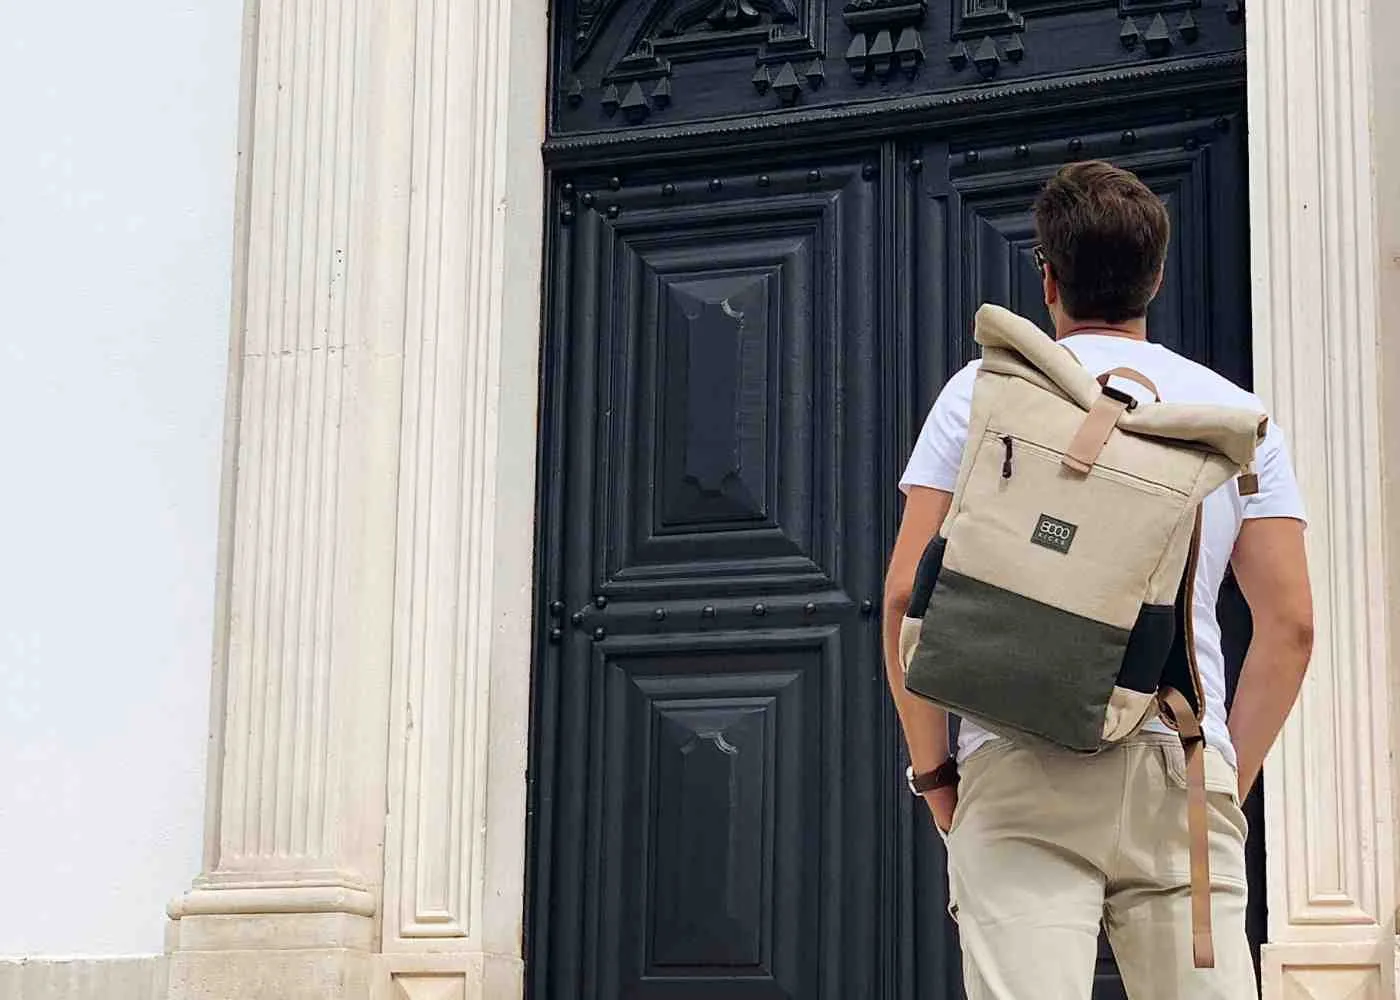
[910,756,959,794]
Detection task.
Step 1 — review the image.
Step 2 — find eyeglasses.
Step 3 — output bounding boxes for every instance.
[1032,244,1049,272]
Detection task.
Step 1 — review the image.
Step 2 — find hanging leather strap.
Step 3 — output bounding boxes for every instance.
[1159,687,1216,970]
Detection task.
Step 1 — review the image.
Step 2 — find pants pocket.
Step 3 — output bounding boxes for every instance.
[1158,742,1240,800]
[948,739,1016,837]
[1207,787,1249,843]
[1157,744,1250,866]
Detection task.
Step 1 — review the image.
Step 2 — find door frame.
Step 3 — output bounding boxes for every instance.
[518,5,1395,995]
[163,1,1392,999]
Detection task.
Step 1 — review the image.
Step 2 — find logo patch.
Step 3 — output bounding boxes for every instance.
[1031,514,1078,554]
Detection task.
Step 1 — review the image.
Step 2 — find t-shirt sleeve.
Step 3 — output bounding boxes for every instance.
[1238,420,1307,524]
[899,362,977,494]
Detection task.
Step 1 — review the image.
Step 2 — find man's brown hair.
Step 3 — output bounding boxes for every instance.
[1033,161,1170,323]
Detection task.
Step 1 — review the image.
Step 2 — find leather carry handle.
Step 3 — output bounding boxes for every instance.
[1097,366,1160,401]
[1059,346,1161,403]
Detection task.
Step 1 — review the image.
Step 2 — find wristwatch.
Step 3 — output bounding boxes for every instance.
[907,757,959,795]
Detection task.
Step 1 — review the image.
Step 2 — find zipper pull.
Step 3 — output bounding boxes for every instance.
[1001,435,1014,479]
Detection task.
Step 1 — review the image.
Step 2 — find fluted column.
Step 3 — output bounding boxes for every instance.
[1249,1,1397,997]
[167,0,414,994]
[165,0,546,993]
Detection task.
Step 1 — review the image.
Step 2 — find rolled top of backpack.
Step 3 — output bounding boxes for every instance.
[973,303,1266,469]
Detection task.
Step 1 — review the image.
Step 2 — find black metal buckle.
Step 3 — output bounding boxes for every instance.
[1101,384,1139,410]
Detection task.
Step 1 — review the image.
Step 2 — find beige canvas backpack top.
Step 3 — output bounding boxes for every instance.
[901,303,1267,970]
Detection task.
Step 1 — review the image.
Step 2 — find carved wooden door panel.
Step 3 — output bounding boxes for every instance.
[532,1,1257,997]
[530,155,961,998]
[907,109,1252,387]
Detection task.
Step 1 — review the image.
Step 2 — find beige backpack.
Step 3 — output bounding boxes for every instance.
[901,303,1267,969]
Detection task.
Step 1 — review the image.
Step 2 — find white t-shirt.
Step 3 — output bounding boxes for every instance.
[900,334,1307,767]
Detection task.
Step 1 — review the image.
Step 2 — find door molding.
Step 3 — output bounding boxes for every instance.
[1247,2,1397,996]
[542,53,1245,166]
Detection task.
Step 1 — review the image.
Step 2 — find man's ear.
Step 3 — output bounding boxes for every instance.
[1148,263,1165,303]
[1043,267,1059,307]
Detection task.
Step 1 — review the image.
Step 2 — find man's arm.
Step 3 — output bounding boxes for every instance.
[883,487,954,821]
[1227,516,1314,800]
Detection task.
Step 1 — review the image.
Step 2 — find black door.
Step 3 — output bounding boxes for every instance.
[531,4,1258,998]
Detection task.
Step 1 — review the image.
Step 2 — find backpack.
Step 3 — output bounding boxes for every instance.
[900,304,1266,970]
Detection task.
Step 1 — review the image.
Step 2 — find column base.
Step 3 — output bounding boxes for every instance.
[168,884,376,952]
[166,883,378,1000]
[373,954,524,1000]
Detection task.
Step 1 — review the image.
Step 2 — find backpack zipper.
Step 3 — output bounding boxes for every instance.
[989,431,1187,498]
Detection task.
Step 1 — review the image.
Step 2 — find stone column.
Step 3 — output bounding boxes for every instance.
[373,0,545,994]
[165,0,407,993]
[165,0,545,993]
[1379,4,1400,990]
[1369,0,1400,990]
[1249,1,1397,996]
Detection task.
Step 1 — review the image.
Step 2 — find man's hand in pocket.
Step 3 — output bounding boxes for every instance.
[923,785,958,834]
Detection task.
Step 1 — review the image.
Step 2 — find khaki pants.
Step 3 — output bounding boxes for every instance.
[945,735,1256,1000]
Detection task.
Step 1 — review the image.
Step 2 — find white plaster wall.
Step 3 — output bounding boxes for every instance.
[0,1,241,955]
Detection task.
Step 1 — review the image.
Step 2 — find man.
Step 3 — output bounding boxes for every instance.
[883,161,1313,999]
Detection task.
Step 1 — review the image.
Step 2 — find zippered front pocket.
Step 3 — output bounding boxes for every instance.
[944,429,1192,629]
[996,432,1187,499]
